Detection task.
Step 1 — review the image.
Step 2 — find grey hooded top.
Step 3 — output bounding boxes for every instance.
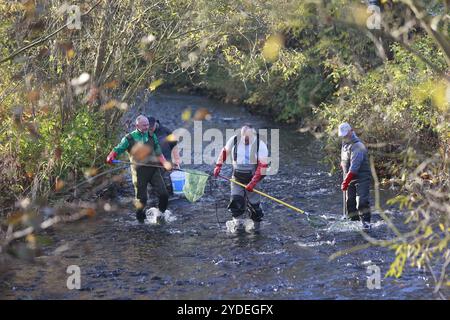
[341,132,371,180]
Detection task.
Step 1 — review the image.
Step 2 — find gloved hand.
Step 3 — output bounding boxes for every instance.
[245,180,257,192]
[158,155,172,171]
[106,151,117,164]
[246,161,268,192]
[341,171,356,191]
[213,164,222,177]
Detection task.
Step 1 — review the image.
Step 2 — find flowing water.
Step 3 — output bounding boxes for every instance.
[0,93,446,299]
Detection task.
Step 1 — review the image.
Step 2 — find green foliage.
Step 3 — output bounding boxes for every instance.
[60,108,112,173]
[318,36,448,173]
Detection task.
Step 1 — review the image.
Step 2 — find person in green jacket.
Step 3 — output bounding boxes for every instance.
[106,115,172,222]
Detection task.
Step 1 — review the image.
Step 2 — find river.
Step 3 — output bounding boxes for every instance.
[0,92,444,299]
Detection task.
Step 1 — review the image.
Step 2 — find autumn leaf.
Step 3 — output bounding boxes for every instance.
[100,99,118,111]
[86,85,100,104]
[7,212,25,225]
[131,143,152,161]
[149,79,164,91]
[55,177,65,192]
[164,133,178,143]
[262,34,284,62]
[66,48,75,60]
[84,167,99,178]
[103,80,119,89]
[82,208,96,218]
[134,199,144,210]
[181,108,192,122]
[193,108,211,121]
[54,146,62,160]
[27,90,40,104]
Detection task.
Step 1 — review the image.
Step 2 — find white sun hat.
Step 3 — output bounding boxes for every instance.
[338,122,352,137]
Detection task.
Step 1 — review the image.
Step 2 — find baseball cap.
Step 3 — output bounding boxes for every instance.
[338,122,352,137]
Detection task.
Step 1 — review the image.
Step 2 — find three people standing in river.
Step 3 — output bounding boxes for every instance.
[106,115,371,230]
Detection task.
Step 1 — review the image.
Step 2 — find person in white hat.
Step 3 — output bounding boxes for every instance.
[338,122,372,229]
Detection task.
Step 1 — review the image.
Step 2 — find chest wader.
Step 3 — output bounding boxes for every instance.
[227,134,264,222]
[341,142,371,223]
[155,127,175,196]
[126,134,169,222]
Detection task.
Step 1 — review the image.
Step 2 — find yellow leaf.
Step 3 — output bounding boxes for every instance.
[432,81,449,112]
[164,133,178,142]
[149,79,164,91]
[182,108,192,122]
[66,49,75,60]
[262,34,284,62]
[413,79,449,112]
[424,226,433,238]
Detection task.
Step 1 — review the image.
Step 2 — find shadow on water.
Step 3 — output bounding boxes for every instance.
[0,92,445,300]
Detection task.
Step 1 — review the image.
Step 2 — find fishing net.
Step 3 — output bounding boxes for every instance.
[182,169,210,202]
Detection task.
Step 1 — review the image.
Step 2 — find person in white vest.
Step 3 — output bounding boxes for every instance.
[213,124,269,230]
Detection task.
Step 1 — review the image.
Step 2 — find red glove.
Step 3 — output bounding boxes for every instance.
[245,180,257,192]
[341,171,356,191]
[106,151,117,164]
[213,164,222,177]
[246,161,268,192]
[214,148,227,177]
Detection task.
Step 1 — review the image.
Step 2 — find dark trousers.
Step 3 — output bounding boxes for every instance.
[131,165,169,213]
[161,169,174,196]
[346,177,371,223]
[227,170,264,222]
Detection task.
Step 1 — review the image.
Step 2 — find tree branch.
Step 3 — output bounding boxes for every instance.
[0,0,103,65]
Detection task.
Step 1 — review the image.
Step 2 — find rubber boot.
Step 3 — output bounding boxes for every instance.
[136,208,146,223]
[347,211,360,221]
[360,208,371,230]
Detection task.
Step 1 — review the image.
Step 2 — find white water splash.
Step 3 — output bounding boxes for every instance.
[145,207,177,224]
[226,218,242,233]
[325,219,385,233]
[361,260,373,266]
[295,239,336,247]
[226,218,260,233]
[254,249,286,255]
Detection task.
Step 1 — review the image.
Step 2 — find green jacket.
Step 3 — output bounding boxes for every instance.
[113,129,162,157]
